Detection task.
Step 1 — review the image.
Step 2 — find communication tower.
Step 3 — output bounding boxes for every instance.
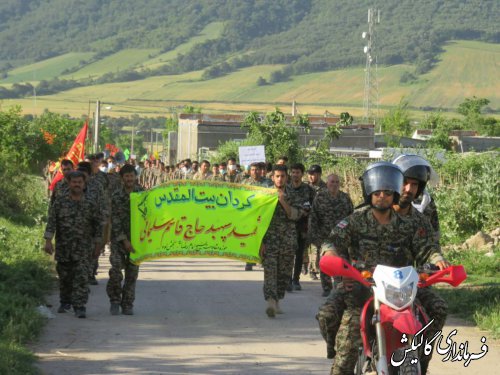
[362,8,380,127]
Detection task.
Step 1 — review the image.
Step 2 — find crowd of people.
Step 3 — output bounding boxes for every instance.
[43,151,447,375]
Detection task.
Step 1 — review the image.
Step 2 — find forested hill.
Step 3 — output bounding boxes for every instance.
[0,0,498,77]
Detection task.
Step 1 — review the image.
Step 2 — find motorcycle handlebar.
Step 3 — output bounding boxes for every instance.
[319,256,467,288]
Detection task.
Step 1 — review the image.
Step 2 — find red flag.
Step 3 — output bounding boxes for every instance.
[49,122,88,191]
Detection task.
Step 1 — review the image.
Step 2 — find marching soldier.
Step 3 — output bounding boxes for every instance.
[107,164,144,316]
[43,171,102,318]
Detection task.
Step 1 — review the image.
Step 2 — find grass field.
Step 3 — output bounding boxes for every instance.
[2,40,498,119]
[62,49,159,80]
[0,52,94,84]
[140,22,225,70]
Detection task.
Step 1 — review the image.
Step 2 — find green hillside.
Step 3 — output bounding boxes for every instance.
[0,0,497,77]
[62,49,158,80]
[0,0,497,117]
[1,52,94,84]
[140,22,225,70]
[4,40,498,119]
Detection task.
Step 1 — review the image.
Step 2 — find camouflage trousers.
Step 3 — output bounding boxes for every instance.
[56,259,90,308]
[309,244,333,291]
[106,242,139,309]
[88,252,99,278]
[262,243,296,301]
[292,234,307,282]
[316,287,346,358]
[330,284,370,375]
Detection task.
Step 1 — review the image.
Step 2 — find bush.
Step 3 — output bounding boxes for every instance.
[0,215,54,374]
[431,152,499,244]
[256,76,267,86]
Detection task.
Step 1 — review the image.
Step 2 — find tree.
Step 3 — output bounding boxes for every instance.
[0,106,35,171]
[381,98,412,136]
[32,111,83,166]
[256,76,267,86]
[241,108,304,164]
[337,112,353,126]
[183,105,202,114]
[457,96,498,135]
[457,96,490,118]
[305,119,342,168]
[422,113,455,150]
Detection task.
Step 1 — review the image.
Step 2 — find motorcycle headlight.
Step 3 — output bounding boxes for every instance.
[383,282,414,309]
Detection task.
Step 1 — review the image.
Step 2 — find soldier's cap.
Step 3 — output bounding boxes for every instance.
[308,165,322,174]
[95,152,105,160]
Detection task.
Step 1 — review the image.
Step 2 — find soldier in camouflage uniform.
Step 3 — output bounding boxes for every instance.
[307,164,327,278]
[88,154,111,284]
[192,160,213,180]
[44,171,103,318]
[261,165,303,317]
[286,163,315,291]
[234,165,250,183]
[50,159,74,206]
[139,160,150,187]
[211,163,221,181]
[413,189,440,241]
[310,173,354,297]
[392,154,448,374]
[258,162,274,187]
[313,174,354,358]
[243,163,271,271]
[222,158,240,183]
[107,164,144,316]
[322,162,448,375]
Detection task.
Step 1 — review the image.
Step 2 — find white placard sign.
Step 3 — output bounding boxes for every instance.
[238,145,266,166]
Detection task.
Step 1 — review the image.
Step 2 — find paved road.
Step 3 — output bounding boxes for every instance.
[34,257,498,375]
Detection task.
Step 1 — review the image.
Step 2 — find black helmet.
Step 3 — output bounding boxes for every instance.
[360,161,403,204]
[392,154,432,198]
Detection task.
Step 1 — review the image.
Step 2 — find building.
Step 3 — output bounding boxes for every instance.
[176,113,375,161]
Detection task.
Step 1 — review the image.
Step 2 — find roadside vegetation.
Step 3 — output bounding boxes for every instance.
[0,178,53,374]
[0,108,84,374]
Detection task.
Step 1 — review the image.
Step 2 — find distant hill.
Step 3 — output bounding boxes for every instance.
[0,0,498,116]
[0,0,498,77]
[5,40,499,119]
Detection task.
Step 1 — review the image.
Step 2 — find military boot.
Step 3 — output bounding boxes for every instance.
[57,303,71,313]
[265,299,276,318]
[275,300,284,314]
[122,306,134,315]
[74,306,86,319]
[110,303,120,316]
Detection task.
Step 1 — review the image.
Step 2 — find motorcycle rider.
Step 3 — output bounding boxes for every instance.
[320,161,448,375]
[391,154,449,373]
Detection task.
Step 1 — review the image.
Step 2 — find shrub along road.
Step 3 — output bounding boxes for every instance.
[34,257,498,374]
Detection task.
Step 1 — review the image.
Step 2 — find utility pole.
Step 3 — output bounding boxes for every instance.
[94,100,100,152]
[362,9,380,129]
[150,128,153,155]
[155,132,159,155]
[131,125,135,156]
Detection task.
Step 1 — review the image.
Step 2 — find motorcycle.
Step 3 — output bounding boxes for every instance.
[320,256,466,375]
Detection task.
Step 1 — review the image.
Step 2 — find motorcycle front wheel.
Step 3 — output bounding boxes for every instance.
[392,348,421,375]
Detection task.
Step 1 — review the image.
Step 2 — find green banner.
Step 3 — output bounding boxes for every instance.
[130,180,278,265]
